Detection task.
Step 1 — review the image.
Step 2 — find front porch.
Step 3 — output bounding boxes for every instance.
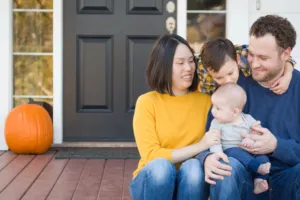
[0,150,137,200]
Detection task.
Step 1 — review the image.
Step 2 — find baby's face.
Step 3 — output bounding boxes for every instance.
[211,96,235,123]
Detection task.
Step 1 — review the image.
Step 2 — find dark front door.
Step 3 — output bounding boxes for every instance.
[63,0,177,141]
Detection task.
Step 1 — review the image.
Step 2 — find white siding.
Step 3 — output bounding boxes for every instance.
[248,0,300,70]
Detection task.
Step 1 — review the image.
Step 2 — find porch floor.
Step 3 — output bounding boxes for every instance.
[0,150,138,200]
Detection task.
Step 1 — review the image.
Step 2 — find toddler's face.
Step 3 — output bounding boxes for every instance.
[211,96,235,123]
[207,58,239,86]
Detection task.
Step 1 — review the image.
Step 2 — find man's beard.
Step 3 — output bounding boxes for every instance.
[252,63,284,83]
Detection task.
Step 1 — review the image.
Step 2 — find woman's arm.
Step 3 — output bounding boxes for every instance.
[133,95,172,162]
[172,129,220,163]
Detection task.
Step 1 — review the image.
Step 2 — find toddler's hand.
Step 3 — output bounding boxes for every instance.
[270,73,291,95]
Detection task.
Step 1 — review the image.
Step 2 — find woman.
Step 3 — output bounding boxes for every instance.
[130,34,219,200]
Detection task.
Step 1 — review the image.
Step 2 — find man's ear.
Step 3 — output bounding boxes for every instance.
[281,47,291,61]
[236,54,241,65]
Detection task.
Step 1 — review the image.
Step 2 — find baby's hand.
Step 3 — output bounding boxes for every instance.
[270,73,292,95]
[241,137,255,148]
[202,129,221,149]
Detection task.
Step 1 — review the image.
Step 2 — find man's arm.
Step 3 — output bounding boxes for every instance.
[271,138,300,166]
[240,126,300,166]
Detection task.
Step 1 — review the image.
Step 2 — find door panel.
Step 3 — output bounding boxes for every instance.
[63,0,176,141]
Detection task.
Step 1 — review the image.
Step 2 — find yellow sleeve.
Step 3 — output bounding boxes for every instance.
[133,95,172,163]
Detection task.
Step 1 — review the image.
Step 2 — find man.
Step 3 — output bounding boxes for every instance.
[197,15,300,200]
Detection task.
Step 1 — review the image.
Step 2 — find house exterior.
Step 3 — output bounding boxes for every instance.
[0,0,299,150]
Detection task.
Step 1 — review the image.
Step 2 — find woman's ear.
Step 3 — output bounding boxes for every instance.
[236,54,241,65]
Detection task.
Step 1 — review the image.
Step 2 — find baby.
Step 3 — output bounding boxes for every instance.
[208,83,271,194]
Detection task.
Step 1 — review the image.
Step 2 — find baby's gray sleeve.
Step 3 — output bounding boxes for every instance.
[209,120,223,153]
[245,114,258,134]
[245,114,257,126]
[209,119,223,130]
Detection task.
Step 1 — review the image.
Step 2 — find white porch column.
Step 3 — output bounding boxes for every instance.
[53,0,63,144]
[0,0,13,150]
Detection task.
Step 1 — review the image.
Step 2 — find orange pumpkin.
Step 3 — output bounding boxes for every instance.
[5,104,53,154]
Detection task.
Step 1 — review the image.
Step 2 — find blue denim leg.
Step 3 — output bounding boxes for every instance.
[175,158,209,200]
[270,164,300,200]
[225,147,260,173]
[210,157,259,200]
[130,158,176,200]
[253,155,269,180]
[225,147,269,180]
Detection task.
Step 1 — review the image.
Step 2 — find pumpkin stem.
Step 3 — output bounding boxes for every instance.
[28,98,34,104]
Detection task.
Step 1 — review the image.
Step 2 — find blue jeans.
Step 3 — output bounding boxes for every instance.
[225,147,269,180]
[129,158,209,200]
[210,157,300,200]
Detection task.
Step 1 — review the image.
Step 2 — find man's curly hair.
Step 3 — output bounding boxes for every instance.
[249,15,296,50]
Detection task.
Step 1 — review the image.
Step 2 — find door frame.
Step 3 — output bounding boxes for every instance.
[0,0,250,149]
[177,0,249,44]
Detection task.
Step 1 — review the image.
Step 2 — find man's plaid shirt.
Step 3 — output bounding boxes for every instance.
[198,44,296,95]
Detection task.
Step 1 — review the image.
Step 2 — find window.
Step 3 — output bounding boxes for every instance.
[186,0,226,54]
[13,0,53,106]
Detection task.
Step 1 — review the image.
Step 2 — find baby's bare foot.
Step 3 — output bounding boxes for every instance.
[254,179,269,194]
[257,162,271,175]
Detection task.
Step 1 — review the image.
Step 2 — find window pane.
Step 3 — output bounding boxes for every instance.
[14,55,53,96]
[187,13,226,54]
[13,0,53,9]
[14,98,53,107]
[14,12,53,52]
[188,0,226,10]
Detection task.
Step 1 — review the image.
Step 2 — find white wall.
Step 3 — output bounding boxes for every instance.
[226,0,249,45]
[248,0,300,70]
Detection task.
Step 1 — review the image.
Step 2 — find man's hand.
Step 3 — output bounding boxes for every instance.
[241,137,255,148]
[239,126,277,154]
[204,152,232,184]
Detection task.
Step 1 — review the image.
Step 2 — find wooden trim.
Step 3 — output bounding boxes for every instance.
[51,142,137,149]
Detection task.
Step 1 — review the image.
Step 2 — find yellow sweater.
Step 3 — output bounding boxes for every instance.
[132,91,211,177]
